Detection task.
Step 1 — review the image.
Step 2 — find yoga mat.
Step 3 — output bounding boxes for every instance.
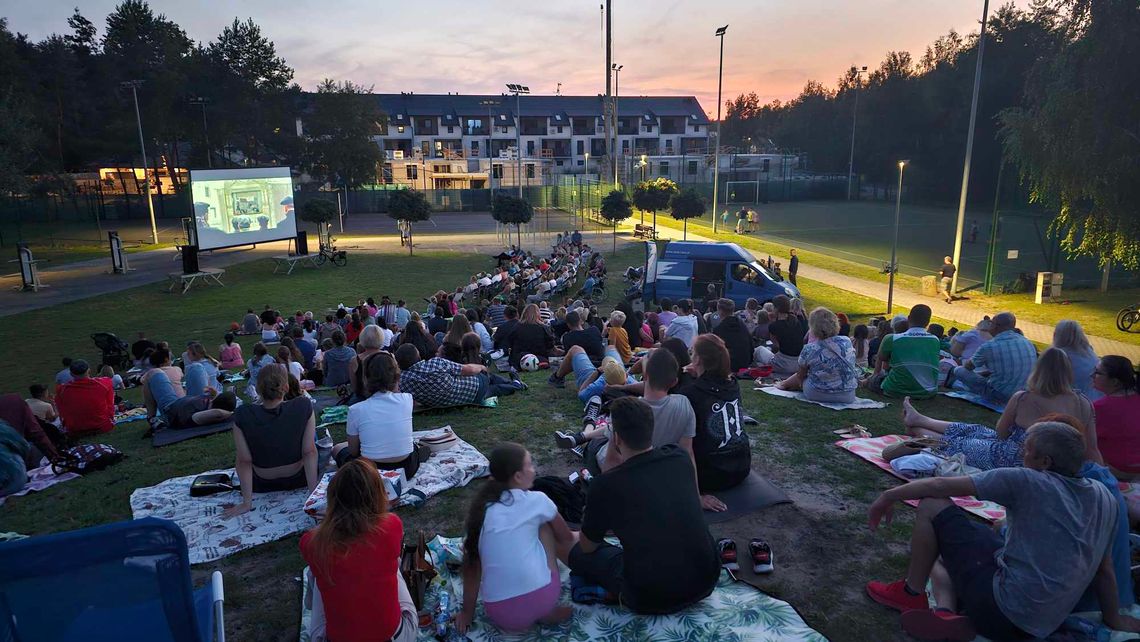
[755,385,889,410]
[941,390,1005,413]
[704,470,791,524]
[298,536,828,642]
[152,421,234,447]
[835,435,1007,522]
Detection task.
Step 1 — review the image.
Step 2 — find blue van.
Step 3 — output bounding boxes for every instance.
[642,240,800,308]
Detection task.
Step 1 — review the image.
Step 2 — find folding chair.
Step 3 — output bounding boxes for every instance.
[0,517,225,642]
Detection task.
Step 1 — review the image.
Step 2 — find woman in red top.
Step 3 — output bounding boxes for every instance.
[300,459,414,642]
[1092,355,1140,478]
[344,312,364,346]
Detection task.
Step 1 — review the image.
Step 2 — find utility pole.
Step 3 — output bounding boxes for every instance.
[845,66,867,200]
[950,0,990,296]
[190,96,212,169]
[612,63,623,187]
[604,0,614,188]
[887,161,907,314]
[711,25,728,234]
[123,80,158,244]
[507,85,530,198]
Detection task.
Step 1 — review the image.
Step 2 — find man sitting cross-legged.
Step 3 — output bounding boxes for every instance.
[866,421,1140,641]
[143,368,237,429]
[568,397,720,614]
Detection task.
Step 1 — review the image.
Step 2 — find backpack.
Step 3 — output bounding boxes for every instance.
[532,475,586,524]
[52,444,124,475]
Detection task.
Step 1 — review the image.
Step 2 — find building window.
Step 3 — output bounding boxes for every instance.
[421,119,431,128]
[470,140,478,152]
[526,141,535,155]
[645,124,654,132]
[577,160,584,166]
[526,164,535,178]
[576,140,585,155]
[447,126,454,133]
[492,164,503,179]
[556,126,564,133]
[687,160,698,175]
[406,165,418,180]
[434,164,448,173]
[500,126,509,134]
[397,125,405,134]
[659,161,669,174]
[762,158,770,172]
[665,139,674,151]
[694,125,701,132]
[622,140,630,152]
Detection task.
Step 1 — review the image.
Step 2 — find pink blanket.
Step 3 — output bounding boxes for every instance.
[835,434,1007,522]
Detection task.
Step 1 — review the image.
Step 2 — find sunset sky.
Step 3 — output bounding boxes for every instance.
[7,1,1028,114]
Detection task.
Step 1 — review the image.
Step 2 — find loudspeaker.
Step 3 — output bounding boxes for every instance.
[182,245,199,274]
[295,230,309,256]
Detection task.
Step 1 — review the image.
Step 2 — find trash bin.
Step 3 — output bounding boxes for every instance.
[921,275,939,297]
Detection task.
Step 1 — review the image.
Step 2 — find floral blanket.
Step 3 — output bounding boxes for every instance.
[299,536,828,642]
[113,407,149,425]
[130,427,488,564]
[835,435,1007,522]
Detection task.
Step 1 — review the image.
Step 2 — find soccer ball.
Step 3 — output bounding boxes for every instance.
[519,354,540,372]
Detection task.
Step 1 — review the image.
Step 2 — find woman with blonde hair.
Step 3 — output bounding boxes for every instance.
[901,347,1095,470]
[224,364,318,518]
[348,325,385,402]
[777,307,858,403]
[300,458,415,642]
[1053,319,1100,400]
[507,303,558,369]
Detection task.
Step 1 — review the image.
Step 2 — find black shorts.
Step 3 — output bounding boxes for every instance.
[251,468,308,493]
[568,542,623,598]
[334,444,428,479]
[933,507,1029,640]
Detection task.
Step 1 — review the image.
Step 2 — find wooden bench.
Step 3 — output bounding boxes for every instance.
[633,224,658,240]
[271,253,320,275]
[167,268,226,294]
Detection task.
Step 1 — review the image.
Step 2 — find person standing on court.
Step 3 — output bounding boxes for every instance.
[788,249,799,286]
[735,208,747,235]
[938,256,956,304]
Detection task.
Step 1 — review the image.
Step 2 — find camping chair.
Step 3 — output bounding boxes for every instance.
[0,517,226,642]
[91,332,132,372]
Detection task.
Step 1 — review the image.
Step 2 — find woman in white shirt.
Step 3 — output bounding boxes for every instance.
[332,352,429,479]
[456,443,577,634]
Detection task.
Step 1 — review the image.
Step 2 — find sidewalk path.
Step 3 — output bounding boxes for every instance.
[642,222,1140,362]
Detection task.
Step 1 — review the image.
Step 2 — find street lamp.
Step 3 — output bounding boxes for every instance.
[189,96,212,169]
[845,66,867,200]
[122,80,158,244]
[711,24,728,234]
[506,84,530,198]
[951,0,991,297]
[480,99,499,196]
[887,160,908,314]
[612,64,623,186]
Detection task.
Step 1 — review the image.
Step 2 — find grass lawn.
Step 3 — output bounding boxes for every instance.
[0,244,1000,642]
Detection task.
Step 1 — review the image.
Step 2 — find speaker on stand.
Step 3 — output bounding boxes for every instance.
[182,245,200,275]
[295,230,309,256]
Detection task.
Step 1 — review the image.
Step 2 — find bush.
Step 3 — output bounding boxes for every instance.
[299,198,338,225]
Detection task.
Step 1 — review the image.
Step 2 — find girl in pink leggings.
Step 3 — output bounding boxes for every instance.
[455,443,579,634]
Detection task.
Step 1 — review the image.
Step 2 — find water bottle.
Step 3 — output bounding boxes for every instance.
[1061,616,1111,642]
[434,585,452,637]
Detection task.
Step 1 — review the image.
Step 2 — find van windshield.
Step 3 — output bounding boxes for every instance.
[749,261,776,282]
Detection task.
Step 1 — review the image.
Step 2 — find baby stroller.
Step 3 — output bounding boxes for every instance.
[91,332,132,372]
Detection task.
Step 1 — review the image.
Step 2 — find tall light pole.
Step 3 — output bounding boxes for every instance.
[123,80,158,244]
[711,25,728,234]
[615,63,624,185]
[845,66,867,200]
[480,99,499,197]
[887,161,908,314]
[950,0,990,296]
[604,0,614,191]
[506,84,530,198]
[189,96,212,169]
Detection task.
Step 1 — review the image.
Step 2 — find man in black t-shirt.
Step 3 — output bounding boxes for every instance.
[548,310,610,388]
[569,398,720,614]
[938,256,956,304]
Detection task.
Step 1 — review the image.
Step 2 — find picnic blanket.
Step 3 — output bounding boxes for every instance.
[835,434,1007,522]
[298,535,828,642]
[704,470,791,524]
[414,396,499,414]
[318,405,348,425]
[756,386,888,410]
[131,427,488,564]
[0,464,80,506]
[113,407,149,425]
[941,390,1005,414]
[303,426,489,516]
[151,421,233,447]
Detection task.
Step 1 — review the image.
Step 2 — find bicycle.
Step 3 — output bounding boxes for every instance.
[314,236,348,267]
[1117,304,1139,332]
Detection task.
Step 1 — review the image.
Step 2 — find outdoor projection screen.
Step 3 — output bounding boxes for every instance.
[189,167,297,250]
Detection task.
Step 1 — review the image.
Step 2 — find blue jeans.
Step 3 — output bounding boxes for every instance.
[952,366,1010,404]
[146,369,181,415]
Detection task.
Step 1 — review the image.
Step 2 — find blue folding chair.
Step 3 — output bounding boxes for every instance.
[0,517,225,642]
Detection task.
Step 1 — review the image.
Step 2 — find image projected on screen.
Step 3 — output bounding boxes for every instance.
[189,168,298,251]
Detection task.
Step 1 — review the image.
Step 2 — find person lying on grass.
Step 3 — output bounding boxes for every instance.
[223,364,317,519]
[143,368,236,430]
[456,443,578,634]
[394,344,523,410]
[555,347,726,512]
[866,421,1140,641]
[301,458,416,642]
[569,397,720,614]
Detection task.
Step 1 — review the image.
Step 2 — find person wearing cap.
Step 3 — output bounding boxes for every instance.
[54,359,116,436]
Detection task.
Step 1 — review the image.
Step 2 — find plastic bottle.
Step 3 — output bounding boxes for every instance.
[1061,615,1111,642]
[434,584,452,638]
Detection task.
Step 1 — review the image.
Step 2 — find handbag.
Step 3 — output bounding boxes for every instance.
[190,472,240,497]
[419,429,457,453]
[400,530,437,611]
[51,444,124,475]
[881,437,943,462]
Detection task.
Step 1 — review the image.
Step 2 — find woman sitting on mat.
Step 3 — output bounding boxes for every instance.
[300,458,415,642]
[776,307,859,404]
[219,333,244,369]
[224,364,317,518]
[333,353,429,479]
[456,443,576,634]
[184,342,221,397]
[901,347,1094,470]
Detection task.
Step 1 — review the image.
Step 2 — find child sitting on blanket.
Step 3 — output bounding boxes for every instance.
[301,459,416,642]
[456,443,577,634]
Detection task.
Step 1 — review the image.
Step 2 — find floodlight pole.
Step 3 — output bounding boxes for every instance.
[480,99,498,200]
[124,80,158,244]
[845,66,866,200]
[190,97,212,169]
[711,25,728,234]
[950,0,990,296]
[507,86,529,198]
[612,64,623,186]
[887,161,907,314]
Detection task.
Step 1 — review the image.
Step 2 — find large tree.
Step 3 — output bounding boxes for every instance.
[1000,0,1140,269]
[599,189,633,253]
[631,177,677,231]
[303,79,385,187]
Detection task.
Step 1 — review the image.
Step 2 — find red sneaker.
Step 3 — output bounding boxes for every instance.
[901,609,976,641]
[865,580,927,612]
